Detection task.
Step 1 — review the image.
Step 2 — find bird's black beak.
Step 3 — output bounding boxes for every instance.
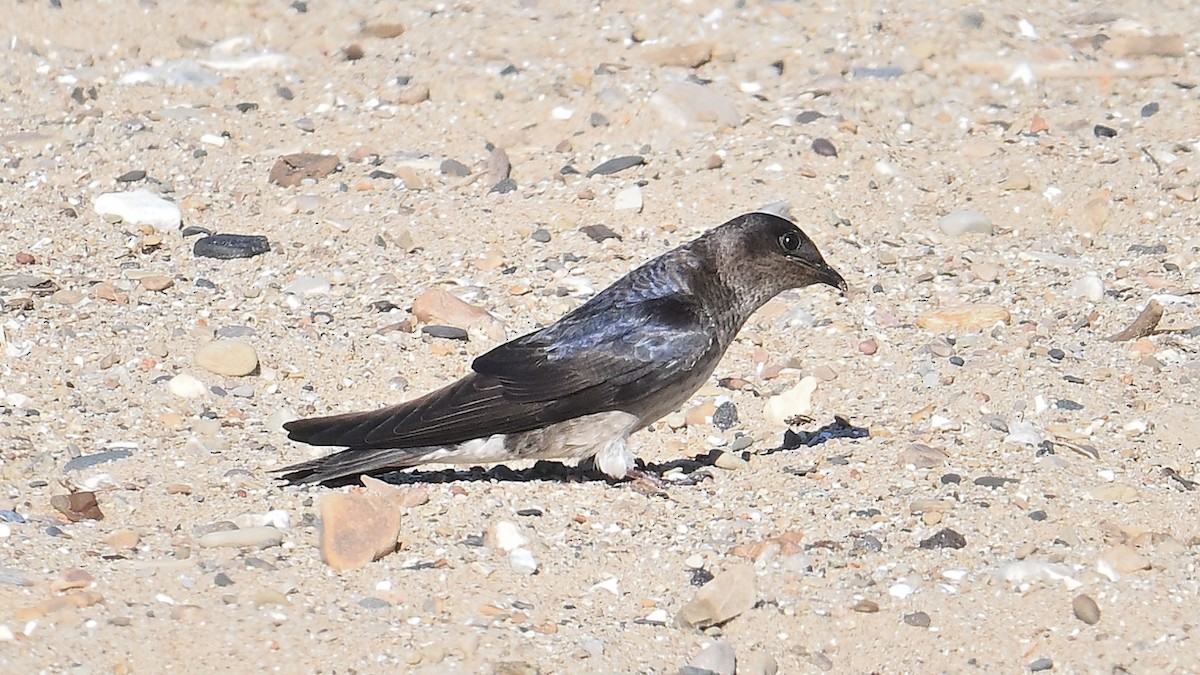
[815,261,848,294]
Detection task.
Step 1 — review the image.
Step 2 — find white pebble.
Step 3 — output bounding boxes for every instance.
[0,523,10,538]
[613,186,643,212]
[200,133,227,147]
[551,106,574,120]
[643,608,669,624]
[168,373,207,398]
[589,577,620,596]
[1069,275,1105,303]
[888,582,915,599]
[94,189,183,229]
[937,209,993,236]
[508,547,538,575]
[283,276,332,297]
[489,520,528,553]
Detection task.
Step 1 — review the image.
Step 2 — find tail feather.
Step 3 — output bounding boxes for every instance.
[275,446,431,485]
[283,407,404,449]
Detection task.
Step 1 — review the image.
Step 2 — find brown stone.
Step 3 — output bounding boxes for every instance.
[319,491,403,571]
[917,304,1010,333]
[51,492,104,521]
[268,153,341,187]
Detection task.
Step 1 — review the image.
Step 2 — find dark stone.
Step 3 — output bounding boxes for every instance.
[1056,399,1084,411]
[422,325,469,340]
[214,573,234,587]
[919,528,967,550]
[1093,124,1117,138]
[589,112,610,127]
[1028,510,1048,521]
[116,169,146,182]
[851,534,883,554]
[63,449,133,472]
[1140,102,1159,117]
[499,64,520,76]
[516,508,543,517]
[974,476,1017,488]
[586,155,644,177]
[194,234,270,260]
[1048,348,1065,361]
[811,138,838,157]
[235,102,259,113]
[1063,374,1085,384]
[940,473,961,485]
[1128,243,1167,255]
[560,165,580,176]
[1029,657,1053,672]
[712,401,738,430]
[949,356,965,367]
[795,111,825,124]
[489,177,517,194]
[689,568,714,587]
[903,611,931,627]
[439,158,471,177]
[580,224,621,243]
[369,170,395,180]
[531,228,552,243]
[275,85,295,100]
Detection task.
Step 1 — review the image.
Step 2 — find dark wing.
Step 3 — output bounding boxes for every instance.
[283,294,718,450]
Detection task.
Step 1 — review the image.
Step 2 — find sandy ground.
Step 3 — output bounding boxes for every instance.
[2,0,1200,672]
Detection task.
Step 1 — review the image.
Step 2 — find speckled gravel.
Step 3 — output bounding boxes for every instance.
[1,1,1198,673]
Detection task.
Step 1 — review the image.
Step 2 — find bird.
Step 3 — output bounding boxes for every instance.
[278,211,846,485]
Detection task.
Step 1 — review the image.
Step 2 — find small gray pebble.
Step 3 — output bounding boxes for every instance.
[358,597,391,609]
[586,155,644,177]
[712,402,738,430]
[422,325,469,340]
[531,228,552,243]
[1029,657,1053,672]
[903,611,931,627]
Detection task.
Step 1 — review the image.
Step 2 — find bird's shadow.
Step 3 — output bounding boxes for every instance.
[308,416,868,488]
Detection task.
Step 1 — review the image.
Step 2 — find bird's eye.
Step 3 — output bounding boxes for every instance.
[779,231,801,252]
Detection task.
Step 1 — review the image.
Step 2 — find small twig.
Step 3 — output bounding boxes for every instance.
[1140,146,1163,176]
[1106,300,1163,342]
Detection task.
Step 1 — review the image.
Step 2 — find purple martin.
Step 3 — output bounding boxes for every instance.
[279,212,846,485]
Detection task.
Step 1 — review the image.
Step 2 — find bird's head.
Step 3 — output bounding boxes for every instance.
[706,212,847,308]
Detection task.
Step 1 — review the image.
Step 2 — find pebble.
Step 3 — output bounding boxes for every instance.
[676,564,757,628]
[1097,544,1151,579]
[586,155,644,177]
[140,275,174,291]
[318,492,401,571]
[422,325,469,340]
[198,526,283,549]
[811,138,838,157]
[51,492,104,521]
[763,376,817,425]
[739,652,778,675]
[1029,657,1054,672]
[1069,275,1105,302]
[713,451,748,471]
[411,287,506,341]
[613,186,643,212]
[712,401,737,430]
[640,41,713,68]
[195,340,259,377]
[903,611,931,627]
[1088,484,1139,502]
[105,529,140,549]
[94,189,183,229]
[687,640,736,675]
[650,81,740,130]
[193,234,271,259]
[858,338,878,355]
[63,449,133,472]
[168,373,207,398]
[898,444,947,469]
[283,276,331,297]
[1072,594,1100,625]
[393,82,429,105]
[916,304,1010,333]
[852,599,880,613]
[268,153,340,187]
[508,547,538,575]
[937,209,993,236]
[486,520,528,553]
[580,224,622,242]
[919,528,966,550]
